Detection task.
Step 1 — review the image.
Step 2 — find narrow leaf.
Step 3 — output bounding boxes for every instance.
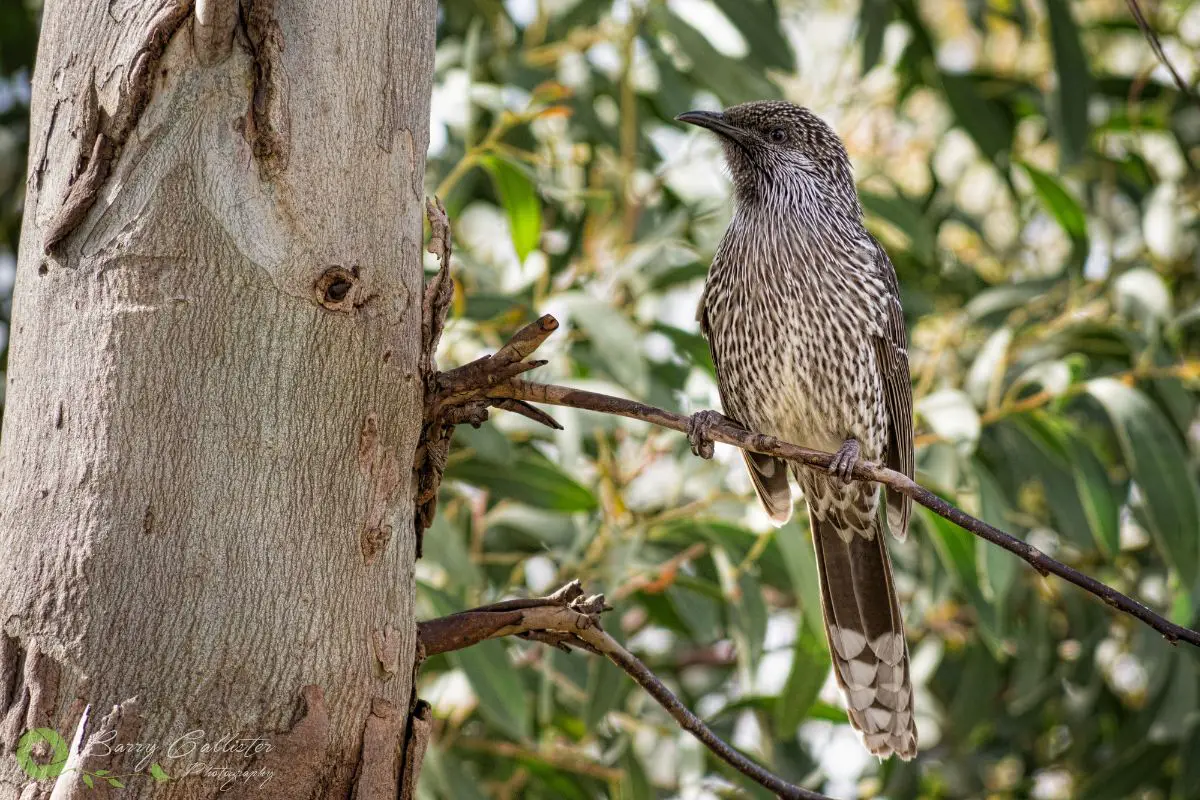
[774,627,831,737]
[1088,379,1200,584]
[446,450,598,512]
[481,155,541,263]
[939,72,1012,162]
[774,522,824,640]
[1045,0,1092,165]
[859,0,891,74]
[1018,161,1088,241]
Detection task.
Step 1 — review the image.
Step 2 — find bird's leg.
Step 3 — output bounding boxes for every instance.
[687,410,732,459]
[828,437,861,483]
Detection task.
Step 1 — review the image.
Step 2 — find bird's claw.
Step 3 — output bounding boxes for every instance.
[687,410,727,460]
[828,438,861,483]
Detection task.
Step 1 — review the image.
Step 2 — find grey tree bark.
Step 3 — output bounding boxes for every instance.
[0,1,435,797]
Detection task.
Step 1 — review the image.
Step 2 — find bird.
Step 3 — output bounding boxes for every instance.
[677,101,917,760]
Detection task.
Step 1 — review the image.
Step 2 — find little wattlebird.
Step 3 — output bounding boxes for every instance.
[678,101,917,759]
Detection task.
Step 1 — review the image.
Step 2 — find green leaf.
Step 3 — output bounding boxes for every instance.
[420,745,491,800]
[566,296,649,394]
[939,71,1012,163]
[1044,0,1091,165]
[1176,720,1200,799]
[975,465,1019,606]
[654,7,781,105]
[722,560,767,668]
[584,657,627,728]
[917,389,981,453]
[859,0,891,74]
[653,323,715,376]
[618,743,655,800]
[665,585,722,641]
[774,522,824,640]
[964,326,1013,406]
[1017,161,1087,241]
[446,450,598,512]
[1004,415,1106,551]
[1088,379,1200,585]
[711,0,794,71]
[860,191,937,263]
[455,423,515,466]
[1064,435,1121,558]
[920,508,1002,650]
[107,778,125,788]
[1074,741,1174,800]
[774,627,831,737]
[421,513,483,590]
[481,155,541,263]
[425,588,532,740]
[149,763,171,782]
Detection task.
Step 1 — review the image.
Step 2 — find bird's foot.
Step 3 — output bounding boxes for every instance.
[828,438,861,483]
[687,410,730,459]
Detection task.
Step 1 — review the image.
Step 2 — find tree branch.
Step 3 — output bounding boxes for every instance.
[417,580,832,800]
[424,312,1200,649]
[1125,0,1197,105]
[488,379,1200,648]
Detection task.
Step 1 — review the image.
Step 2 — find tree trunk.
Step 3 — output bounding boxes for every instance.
[0,1,434,797]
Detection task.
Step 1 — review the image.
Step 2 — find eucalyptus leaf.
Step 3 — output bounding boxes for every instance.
[481,154,542,263]
[565,295,649,395]
[1045,0,1091,165]
[1088,379,1200,585]
[446,449,599,512]
[1018,161,1088,241]
[774,627,830,737]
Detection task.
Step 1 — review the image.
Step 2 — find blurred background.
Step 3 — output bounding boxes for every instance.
[3,0,1200,798]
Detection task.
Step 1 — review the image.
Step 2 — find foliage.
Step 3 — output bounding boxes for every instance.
[418,1,1200,798]
[2,0,1200,798]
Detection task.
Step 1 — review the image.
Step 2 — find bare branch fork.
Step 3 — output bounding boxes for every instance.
[417,580,832,800]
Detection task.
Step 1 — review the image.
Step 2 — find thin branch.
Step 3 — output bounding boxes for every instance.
[421,312,1200,648]
[484,378,1200,648]
[417,581,832,800]
[1125,0,1197,104]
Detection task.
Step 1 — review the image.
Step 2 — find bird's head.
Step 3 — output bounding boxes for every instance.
[676,101,857,209]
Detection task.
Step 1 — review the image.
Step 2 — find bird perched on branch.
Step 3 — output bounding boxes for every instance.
[678,102,916,760]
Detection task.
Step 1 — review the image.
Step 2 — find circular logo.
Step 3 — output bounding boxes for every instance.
[15,728,69,780]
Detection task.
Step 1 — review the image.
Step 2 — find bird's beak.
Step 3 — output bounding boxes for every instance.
[675,110,753,148]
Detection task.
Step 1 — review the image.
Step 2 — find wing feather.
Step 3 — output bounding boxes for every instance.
[870,239,914,540]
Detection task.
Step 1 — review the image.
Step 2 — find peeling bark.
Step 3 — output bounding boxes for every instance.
[396,701,430,800]
[353,698,404,800]
[192,0,238,66]
[0,0,437,796]
[240,0,289,177]
[43,1,192,252]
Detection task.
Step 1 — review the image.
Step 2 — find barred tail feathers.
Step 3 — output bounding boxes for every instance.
[810,512,917,759]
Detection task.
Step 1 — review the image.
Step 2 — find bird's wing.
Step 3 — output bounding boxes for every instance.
[697,282,793,525]
[870,239,913,540]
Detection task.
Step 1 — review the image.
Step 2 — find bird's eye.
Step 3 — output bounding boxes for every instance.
[769,128,787,143]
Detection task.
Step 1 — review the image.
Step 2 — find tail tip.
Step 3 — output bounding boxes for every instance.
[862,730,918,761]
[767,506,792,527]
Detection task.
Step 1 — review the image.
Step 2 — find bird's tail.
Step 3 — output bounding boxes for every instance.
[810,510,917,759]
